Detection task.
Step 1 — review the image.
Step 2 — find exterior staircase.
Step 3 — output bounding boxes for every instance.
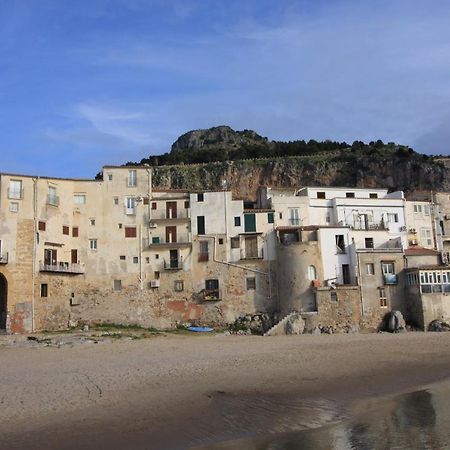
[264,312,298,336]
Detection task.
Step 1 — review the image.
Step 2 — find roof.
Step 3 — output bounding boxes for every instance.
[0,172,98,182]
[405,247,440,256]
[276,225,350,231]
[244,209,274,213]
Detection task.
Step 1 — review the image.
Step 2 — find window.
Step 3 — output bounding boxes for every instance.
[152,202,157,210]
[218,238,224,245]
[244,213,256,232]
[424,205,430,216]
[365,237,374,249]
[346,192,355,198]
[120,255,126,260]
[63,226,69,235]
[118,223,123,229]
[325,214,331,223]
[152,237,160,244]
[89,239,97,250]
[127,169,137,187]
[154,271,160,279]
[74,194,86,204]
[379,288,387,308]
[90,219,96,226]
[382,262,395,274]
[335,235,345,253]
[125,227,137,238]
[366,263,375,275]
[387,213,398,223]
[197,216,205,235]
[369,193,378,199]
[47,186,58,206]
[125,197,136,214]
[279,212,283,219]
[197,193,204,202]
[133,256,139,264]
[174,280,184,292]
[40,284,48,298]
[108,174,113,181]
[114,280,122,291]
[143,197,149,205]
[268,212,274,224]
[421,229,432,246]
[184,200,190,209]
[317,192,326,199]
[199,241,209,262]
[9,202,19,212]
[289,208,300,226]
[8,180,22,199]
[234,217,241,227]
[145,257,150,263]
[307,265,317,280]
[114,197,119,205]
[72,227,79,237]
[38,221,46,231]
[205,279,220,299]
[414,204,423,214]
[246,277,256,290]
[231,237,240,248]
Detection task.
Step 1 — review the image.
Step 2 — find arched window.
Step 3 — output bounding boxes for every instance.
[308,265,317,281]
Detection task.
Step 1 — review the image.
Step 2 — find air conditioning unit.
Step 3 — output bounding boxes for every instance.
[149,280,160,288]
[409,239,418,246]
[148,222,157,229]
[135,196,143,203]
[409,228,416,234]
[399,226,407,232]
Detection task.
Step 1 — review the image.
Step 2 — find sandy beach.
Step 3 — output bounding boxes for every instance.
[1,332,450,449]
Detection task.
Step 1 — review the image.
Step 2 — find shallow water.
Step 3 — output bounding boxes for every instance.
[196,381,450,450]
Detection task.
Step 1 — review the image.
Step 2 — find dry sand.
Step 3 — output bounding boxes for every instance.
[1,332,450,449]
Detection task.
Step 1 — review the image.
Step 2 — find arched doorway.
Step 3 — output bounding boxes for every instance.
[0,273,7,330]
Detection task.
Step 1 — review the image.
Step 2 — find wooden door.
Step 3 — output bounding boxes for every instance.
[169,249,179,268]
[71,249,78,264]
[166,226,177,243]
[245,236,258,258]
[44,249,57,265]
[166,201,177,219]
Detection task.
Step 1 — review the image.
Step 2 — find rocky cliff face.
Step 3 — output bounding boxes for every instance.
[152,152,450,200]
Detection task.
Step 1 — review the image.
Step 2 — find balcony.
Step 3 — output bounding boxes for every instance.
[144,235,191,248]
[47,195,60,206]
[163,257,183,270]
[149,209,190,221]
[203,289,222,301]
[39,261,85,274]
[384,274,398,285]
[240,247,264,260]
[7,188,23,200]
[0,253,8,264]
[124,206,136,215]
[353,221,388,231]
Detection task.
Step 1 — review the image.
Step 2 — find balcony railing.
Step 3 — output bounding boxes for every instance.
[353,221,388,231]
[288,218,301,226]
[240,247,264,260]
[384,274,398,285]
[39,261,85,274]
[144,234,191,247]
[124,206,136,215]
[149,209,190,220]
[203,289,222,301]
[7,188,23,200]
[47,195,60,206]
[163,257,183,270]
[0,253,8,264]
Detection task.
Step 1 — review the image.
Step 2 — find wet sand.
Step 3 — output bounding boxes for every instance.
[1,332,450,449]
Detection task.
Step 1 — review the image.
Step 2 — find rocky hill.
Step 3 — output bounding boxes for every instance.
[124,126,450,200]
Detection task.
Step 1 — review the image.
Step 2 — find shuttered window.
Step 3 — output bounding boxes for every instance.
[125,227,137,238]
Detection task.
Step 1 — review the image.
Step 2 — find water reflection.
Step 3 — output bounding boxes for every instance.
[198,382,450,450]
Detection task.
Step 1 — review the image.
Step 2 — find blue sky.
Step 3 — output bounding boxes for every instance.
[1,0,450,178]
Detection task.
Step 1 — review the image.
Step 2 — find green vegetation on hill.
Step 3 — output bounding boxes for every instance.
[123,125,422,167]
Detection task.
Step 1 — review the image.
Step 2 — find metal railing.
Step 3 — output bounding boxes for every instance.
[353,221,388,231]
[203,289,222,301]
[150,209,190,220]
[124,206,136,215]
[39,261,85,274]
[7,188,23,200]
[46,194,60,206]
[240,247,264,260]
[163,257,183,270]
[144,234,191,246]
[0,253,8,264]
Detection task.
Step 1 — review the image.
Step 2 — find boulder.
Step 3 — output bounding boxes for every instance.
[285,314,305,335]
[428,319,450,332]
[383,310,406,333]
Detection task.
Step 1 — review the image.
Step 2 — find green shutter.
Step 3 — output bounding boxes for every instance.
[267,212,274,224]
[197,216,205,235]
[244,213,256,232]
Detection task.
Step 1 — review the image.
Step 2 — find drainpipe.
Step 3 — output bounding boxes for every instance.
[31,177,38,332]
